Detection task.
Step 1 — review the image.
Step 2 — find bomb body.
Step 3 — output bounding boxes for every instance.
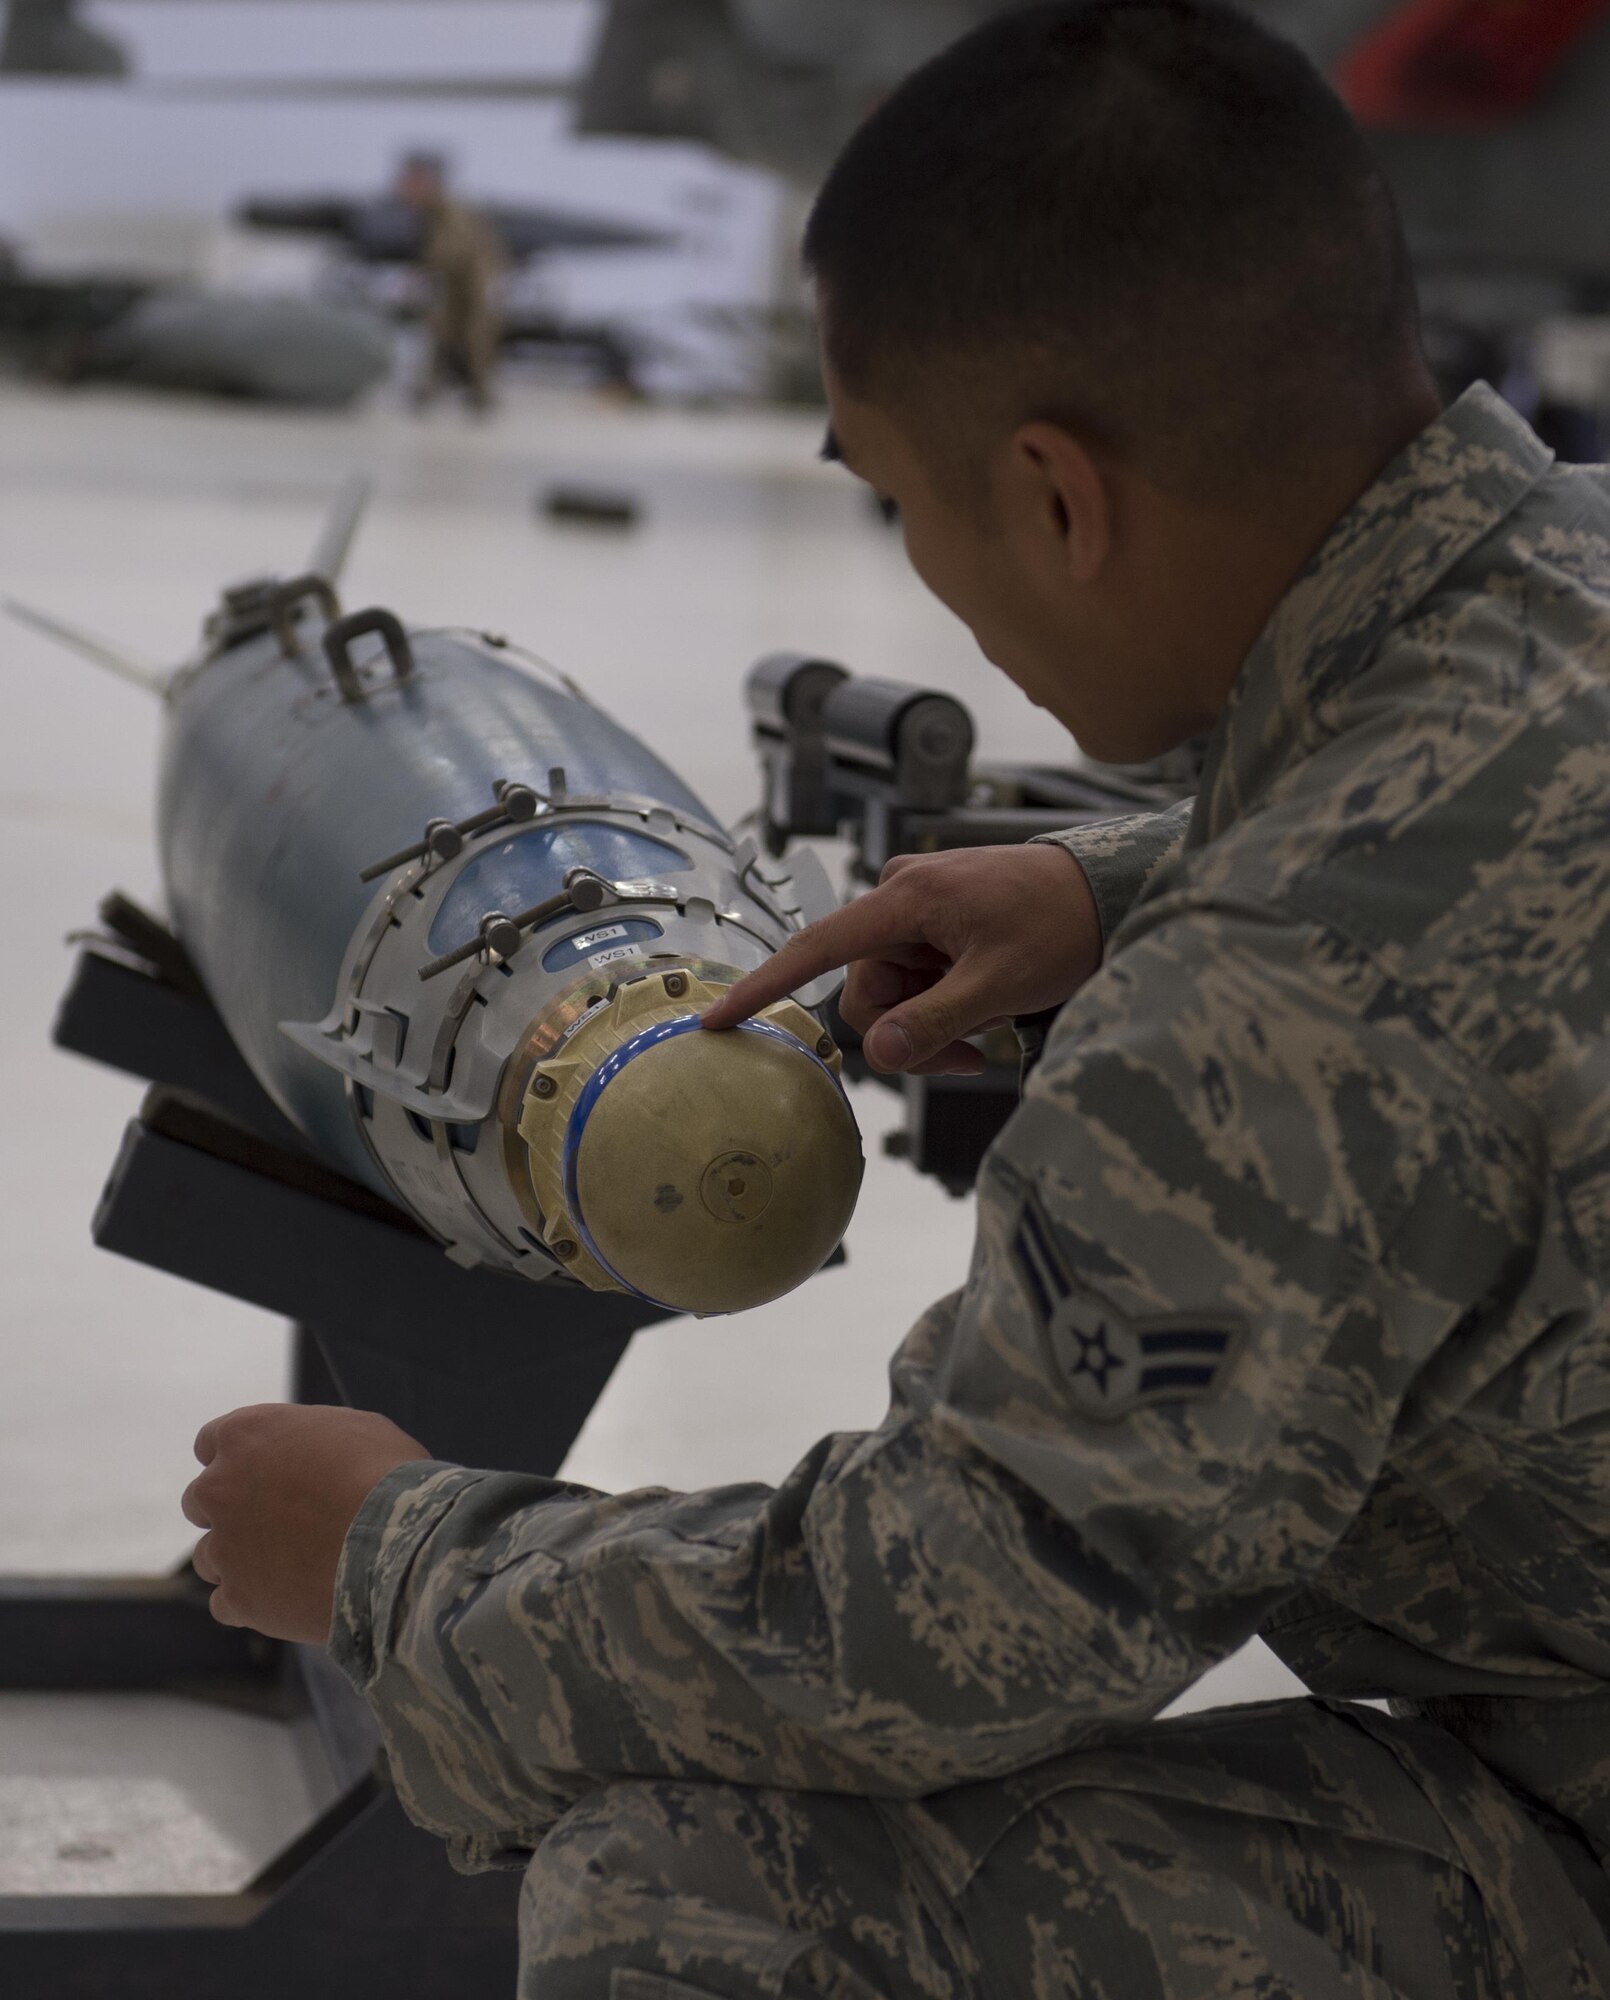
[149,576,861,1317]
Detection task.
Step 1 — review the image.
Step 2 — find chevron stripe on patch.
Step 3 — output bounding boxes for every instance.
[1012,1186,1071,1325]
[1008,1186,1239,1421]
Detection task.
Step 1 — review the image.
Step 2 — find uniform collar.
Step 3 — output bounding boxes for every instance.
[1193,384,1556,843]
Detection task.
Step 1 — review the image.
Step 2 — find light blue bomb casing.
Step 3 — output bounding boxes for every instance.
[142,541,860,1315]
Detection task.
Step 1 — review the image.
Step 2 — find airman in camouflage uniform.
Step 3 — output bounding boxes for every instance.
[329,380,1610,1993]
[418,196,503,411]
[397,153,504,413]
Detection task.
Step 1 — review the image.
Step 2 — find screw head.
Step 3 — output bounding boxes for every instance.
[816,1034,835,1059]
[552,1238,578,1261]
[533,1075,557,1100]
[699,1150,773,1224]
[664,973,688,999]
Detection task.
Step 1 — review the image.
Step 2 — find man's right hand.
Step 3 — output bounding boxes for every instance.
[701,843,1104,1075]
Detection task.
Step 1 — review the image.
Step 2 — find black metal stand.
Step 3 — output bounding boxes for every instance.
[0,896,674,1997]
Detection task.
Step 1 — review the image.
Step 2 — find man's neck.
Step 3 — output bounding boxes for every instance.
[1152,384,1444,739]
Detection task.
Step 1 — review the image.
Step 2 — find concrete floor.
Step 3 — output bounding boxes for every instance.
[0,377,1302,1899]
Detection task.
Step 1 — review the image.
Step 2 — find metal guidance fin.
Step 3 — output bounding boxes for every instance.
[307,475,372,591]
[2,596,169,696]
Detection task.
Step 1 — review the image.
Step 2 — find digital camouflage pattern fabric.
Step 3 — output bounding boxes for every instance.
[331,385,1610,1994]
[512,1698,1610,1998]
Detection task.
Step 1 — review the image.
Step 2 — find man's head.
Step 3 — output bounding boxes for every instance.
[805,0,1439,759]
[396,151,448,213]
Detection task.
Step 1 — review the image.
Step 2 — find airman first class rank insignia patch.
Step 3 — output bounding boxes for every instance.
[1011,1186,1239,1422]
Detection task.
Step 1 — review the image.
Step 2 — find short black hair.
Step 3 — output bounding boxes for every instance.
[804,1,1424,497]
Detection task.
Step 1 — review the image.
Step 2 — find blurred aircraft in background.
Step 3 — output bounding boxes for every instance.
[0,247,394,405]
[1252,0,1610,449]
[576,0,1610,438]
[239,182,682,398]
[576,0,990,188]
[9,0,1610,432]
[11,0,1610,293]
[0,0,126,77]
[578,0,1610,284]
[239,193,672,269]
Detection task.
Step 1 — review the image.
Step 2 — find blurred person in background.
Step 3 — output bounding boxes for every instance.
[396,150,504,415]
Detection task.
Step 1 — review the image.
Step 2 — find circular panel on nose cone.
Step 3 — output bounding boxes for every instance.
[568,1018,863,1316]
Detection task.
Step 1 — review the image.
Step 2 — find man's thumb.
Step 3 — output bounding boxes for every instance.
[863,1018,914,1071]
[863,988,969,1072]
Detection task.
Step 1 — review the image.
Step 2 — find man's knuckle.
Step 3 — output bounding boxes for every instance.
[919,1007,958,1050]
[230,1409,277,1453]
[766,931,811,973]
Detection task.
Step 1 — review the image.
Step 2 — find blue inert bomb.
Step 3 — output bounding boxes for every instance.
[10,485,863,1317]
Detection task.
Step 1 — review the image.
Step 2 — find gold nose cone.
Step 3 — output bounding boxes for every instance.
[517,970,864,1316]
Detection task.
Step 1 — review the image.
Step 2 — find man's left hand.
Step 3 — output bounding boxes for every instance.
[182,1404,431,1644]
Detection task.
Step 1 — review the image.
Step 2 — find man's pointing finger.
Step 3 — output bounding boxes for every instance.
[700,921,849,1032]
[702,894,906,1032]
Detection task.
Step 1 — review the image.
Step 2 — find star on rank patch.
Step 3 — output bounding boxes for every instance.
[1012,1186,1239,1421]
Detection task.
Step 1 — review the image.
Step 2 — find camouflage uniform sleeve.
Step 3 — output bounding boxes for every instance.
[329,893,1536,1860]
[1032,796,1193,949]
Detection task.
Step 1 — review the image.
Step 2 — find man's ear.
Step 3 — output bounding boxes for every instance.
[1007,421,1113,585]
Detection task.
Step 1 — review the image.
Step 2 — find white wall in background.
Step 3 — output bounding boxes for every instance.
[83,0,599,81]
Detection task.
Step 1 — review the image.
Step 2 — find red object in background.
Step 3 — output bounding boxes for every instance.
[1338,0,1610,128]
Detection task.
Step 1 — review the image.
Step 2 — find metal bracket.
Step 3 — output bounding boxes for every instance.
[324,608,414,704]
[455,778,541,839]
[413,868,683,986]
[417,889,575,984]
[358,780,543,883]
[268,574,341,658]
[359,819,463,885]
[590,874,681,907]
[201,571,341,659]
